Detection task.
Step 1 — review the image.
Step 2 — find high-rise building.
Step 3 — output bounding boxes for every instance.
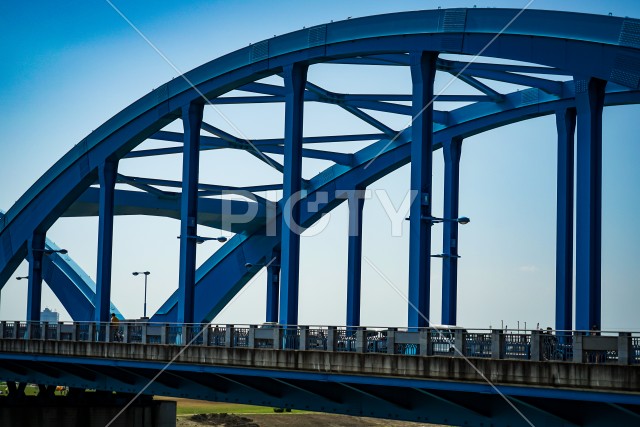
[40,308,59,323]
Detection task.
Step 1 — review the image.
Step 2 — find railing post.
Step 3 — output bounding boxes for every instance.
[225,325,234,348]
[356,328,367,353]
[105,322,112,343]
[25,322,32,340]
[248,325,257,348]
[419,328,431,356]
[299,326,308,351]
[530,330,542,361]
[618,332,632,365]
[56,322,62,340]
[387,328,396,355]
[491,329,504,359]
[123,323,129,344]
[573,332,584,363]
[71,322,78,342]
[0,321,4,339]
[454,329,465,357]
[273,326,283,350]
[202,324,209,347]
[327,326,337,352]
[160,324,167,345]
[88,323,95,342]
[41,322,48,341]
[180,324,188,346]
[142,323,148,344]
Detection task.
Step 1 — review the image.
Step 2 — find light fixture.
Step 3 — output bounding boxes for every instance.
[33,248,68,255]
[132,271,151,318]
[177,235,227,244]
[405,216,470,225]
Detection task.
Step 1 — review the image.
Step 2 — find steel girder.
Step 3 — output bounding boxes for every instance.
[2,353,640,427]
[0,9,639,323]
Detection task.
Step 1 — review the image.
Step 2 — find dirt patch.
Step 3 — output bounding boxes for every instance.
[189,413,258,426]
[178,413,442,427]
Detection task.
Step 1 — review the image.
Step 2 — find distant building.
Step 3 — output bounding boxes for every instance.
[41,308,59,323]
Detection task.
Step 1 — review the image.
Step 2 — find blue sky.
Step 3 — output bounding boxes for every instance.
[2,1,640,331]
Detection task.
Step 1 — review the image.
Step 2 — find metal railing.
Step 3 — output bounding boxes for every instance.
[1,321,639,365]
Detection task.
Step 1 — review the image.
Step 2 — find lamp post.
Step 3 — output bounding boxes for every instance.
[405,215,470,258]
[404,216,470,225]
[177,235,227,244]
[132,271,151,318]
[34,248,68,255]
[5,276,29,319]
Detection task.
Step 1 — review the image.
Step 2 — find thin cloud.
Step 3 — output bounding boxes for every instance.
[519,265,538,273]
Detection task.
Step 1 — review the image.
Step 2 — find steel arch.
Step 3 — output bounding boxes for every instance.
[1,8,639,324]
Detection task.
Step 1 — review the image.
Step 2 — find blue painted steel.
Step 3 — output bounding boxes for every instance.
[1,9,640,331]
[41,240,123,321]
[279,63,307,326]
[266,250,280,323]
[346,189,366,328]
[575,78,606,331]
[177,102,204,324]
[441,137,462,326]
[3,351,640,406]
[408,51,437,329]
[555,108,577,332]
[94,160,118,322]
[151,89,640,324]
[26,231,46,322]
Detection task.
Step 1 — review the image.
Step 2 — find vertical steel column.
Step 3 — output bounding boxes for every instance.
[346,188,366,328]
[441,137,462,326]
[278,63,307,327]
[575,78,606,331]
[26,231,46,322]
[266,250,281,323]
[94,160,118,323]
[177,102,204,324]
[555,108,576,332]
[408,51,437,329]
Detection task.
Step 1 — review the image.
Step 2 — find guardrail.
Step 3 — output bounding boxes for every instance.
[1,321,639,365]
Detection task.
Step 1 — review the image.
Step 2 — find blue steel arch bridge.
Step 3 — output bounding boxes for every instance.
[1,8,640,427]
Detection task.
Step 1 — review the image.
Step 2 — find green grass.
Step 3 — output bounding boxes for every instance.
[0,383,305,416]
[155,397,308,416]
[0,383,60,397]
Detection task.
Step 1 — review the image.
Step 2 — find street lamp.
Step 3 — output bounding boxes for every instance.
[405,216,470,225]
[405,215,470,258]
[33,248,68,255]
[245,259,280,270]
[132,271,150,318]
[177,235,227,244]
[245,262,265,270]
[430,254,462,259]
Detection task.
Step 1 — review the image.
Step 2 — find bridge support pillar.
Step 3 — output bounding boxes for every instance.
[26,231,46,322]
[279,62,307,327]
[95,160,118,323]
[555,108,576,332]
[177,102,204,324]
[575,78,605,331]
[441,137,462,326]
[408,51,437,329]
[346,188,366,329]
[266,250,280,323]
